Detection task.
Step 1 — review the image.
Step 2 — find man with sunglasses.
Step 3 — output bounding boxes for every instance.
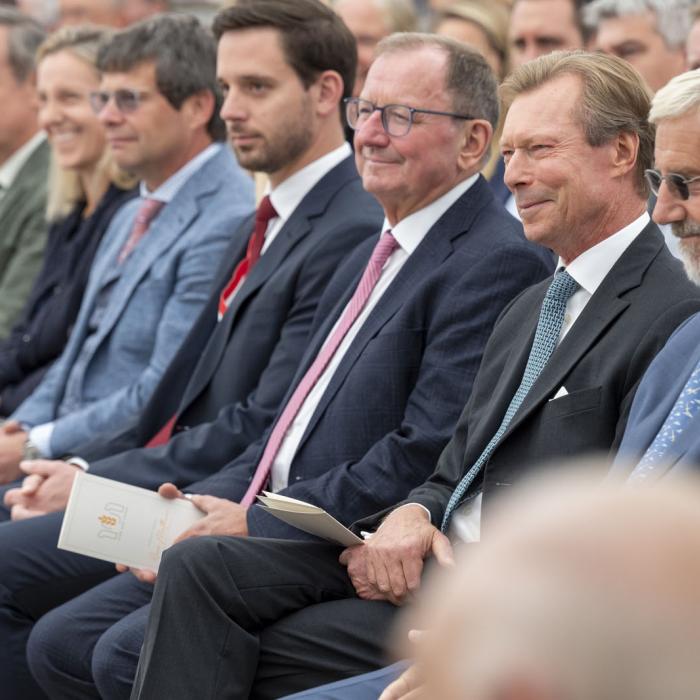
[609,69,700,480]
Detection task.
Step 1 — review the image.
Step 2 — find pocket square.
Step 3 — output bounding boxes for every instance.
[549,386,569,401]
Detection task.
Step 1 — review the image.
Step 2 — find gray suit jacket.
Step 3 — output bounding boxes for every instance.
[13,145,254,456]
[0,138,50,339]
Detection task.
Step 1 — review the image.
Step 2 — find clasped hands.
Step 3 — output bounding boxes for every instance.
[339,504,454,606]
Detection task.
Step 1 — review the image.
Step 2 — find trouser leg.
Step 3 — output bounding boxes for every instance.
[0,512,115,699]
[27,572,152,700]
[132,536,369,700]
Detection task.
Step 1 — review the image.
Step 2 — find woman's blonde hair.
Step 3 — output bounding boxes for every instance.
[38,26,136,221]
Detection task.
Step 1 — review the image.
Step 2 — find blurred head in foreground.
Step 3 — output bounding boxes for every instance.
[400,468,700,700]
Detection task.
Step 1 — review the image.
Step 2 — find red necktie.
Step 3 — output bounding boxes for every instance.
[240,232,399,506]
[147,196,278,449]
[218,195,277,320]
[118,198,164,264]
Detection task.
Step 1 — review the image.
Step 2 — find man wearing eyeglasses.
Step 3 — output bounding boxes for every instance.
[608,69,700,482]
[128,51,700,700]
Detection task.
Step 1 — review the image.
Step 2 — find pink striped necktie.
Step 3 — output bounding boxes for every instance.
[118,198,164,264]
[240,231,400,506]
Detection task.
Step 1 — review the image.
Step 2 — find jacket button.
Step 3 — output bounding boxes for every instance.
[22,334,31,343]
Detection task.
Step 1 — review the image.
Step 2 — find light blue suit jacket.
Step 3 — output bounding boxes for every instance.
[611,311,700,477]
[13,145,254,456]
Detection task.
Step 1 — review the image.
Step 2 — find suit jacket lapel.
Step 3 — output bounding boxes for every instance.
[187,155,364,400]
[177,215,253,408]
[93,195,199,344]
[294,180,491,451]
[500,223,665,441]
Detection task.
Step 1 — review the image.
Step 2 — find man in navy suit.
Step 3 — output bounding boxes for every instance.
[17,28,553,700]
[129,51,700,700]
[608,68,700,479]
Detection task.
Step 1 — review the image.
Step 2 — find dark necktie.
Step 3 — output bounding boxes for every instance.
[441,269,579,531]
[217,195,277,320]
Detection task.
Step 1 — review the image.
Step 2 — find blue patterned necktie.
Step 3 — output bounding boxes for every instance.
[627,364,700,483]
[441,270,579,531]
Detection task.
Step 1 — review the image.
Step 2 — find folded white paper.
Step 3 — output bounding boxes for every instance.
[257,491,363,547]
[58,472,204,571]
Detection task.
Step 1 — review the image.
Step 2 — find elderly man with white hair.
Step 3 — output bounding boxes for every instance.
[584,0,691,91]
[609,68,700,478]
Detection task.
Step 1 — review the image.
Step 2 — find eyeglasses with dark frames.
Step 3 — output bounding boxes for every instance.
[644,168,700,201]
[345,97,475,137]
[89,89,151,114]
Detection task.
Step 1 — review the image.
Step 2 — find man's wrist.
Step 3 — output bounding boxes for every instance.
[65,457,89,472]
[22,436,42,461]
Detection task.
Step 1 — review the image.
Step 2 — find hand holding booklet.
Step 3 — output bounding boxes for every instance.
[256,491,363,547]
[58,472,205,571]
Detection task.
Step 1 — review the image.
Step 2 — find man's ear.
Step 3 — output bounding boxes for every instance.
[181,89,217,132]
[311,69,344,118]
[609,130,639,180]
[457,119,493,173]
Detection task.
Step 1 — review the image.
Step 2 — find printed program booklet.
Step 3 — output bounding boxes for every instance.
[58,471,204,571]
[256,491,363,546]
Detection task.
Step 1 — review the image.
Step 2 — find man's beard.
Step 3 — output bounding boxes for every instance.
[673,219,700,285]
[229,97,315,175]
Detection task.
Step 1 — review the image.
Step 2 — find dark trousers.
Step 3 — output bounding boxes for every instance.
[131,536,398,700]
[0,511,116,699]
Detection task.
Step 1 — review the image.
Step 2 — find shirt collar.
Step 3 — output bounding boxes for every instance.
[0,131,46,190]
[268,143,352,222]
[560,211,650,295]
[139,142,223,203]
[384,173,479,255]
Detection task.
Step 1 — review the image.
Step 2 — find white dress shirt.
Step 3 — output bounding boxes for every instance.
[269,173,479,491]
[451,211,651,543]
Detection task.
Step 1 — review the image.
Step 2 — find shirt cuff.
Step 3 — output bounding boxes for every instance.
[29,422,55,457]
[66,457,89,471]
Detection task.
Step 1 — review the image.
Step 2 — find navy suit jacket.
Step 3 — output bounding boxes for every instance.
[181,176,554,539]
[356,223,700,534]
[84,156,383,476]
[610,311,700,476]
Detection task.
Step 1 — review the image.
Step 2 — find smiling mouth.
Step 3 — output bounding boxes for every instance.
[518,200,549,212]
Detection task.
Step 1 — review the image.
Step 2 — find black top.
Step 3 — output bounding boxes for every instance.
[0,183,138,416]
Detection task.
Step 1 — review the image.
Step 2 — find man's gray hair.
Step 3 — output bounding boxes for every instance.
[0,8,46,82]
[649,68,700,123]
[583,0,693,49]
[374,32,499,129]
